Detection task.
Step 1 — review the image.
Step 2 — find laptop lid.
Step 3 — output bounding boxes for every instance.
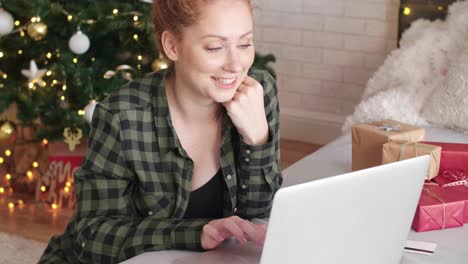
[260,156,429,264]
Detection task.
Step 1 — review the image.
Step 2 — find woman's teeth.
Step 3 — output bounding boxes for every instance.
[214,77,236,84]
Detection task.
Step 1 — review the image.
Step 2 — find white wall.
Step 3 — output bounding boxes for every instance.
[253,0,400,144]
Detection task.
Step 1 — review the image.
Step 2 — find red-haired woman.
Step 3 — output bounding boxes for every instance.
[39,0,281,263]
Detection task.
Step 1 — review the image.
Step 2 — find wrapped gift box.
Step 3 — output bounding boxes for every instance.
[411,184,465,232]
[352,120,425,171]
[421,141,468,173]
[433,172,468,223]
[382,142,441,179]
[35,139,88,208]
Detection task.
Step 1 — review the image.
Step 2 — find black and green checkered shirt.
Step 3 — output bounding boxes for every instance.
[39,68,282,263]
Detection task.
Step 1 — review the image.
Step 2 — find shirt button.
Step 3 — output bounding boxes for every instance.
[246,150,251,155]
[81,242,86,248]
[244,158,250,162]
[226,174,232,180]
[241,184,247,189]
[148,211,154,216]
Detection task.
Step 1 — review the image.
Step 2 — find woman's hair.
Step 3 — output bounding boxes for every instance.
[152,0,252,64]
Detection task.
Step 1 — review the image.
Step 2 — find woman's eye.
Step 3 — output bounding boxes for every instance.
[238,44,252,49]
[205,47,222,52]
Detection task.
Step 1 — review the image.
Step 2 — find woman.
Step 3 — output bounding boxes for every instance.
[39,0,282,263]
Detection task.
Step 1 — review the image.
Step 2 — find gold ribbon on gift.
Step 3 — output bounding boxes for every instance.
[423,186,446,230]
[103,65,134,81]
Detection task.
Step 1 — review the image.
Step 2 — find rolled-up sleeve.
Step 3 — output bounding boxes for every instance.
[236,70,282,219]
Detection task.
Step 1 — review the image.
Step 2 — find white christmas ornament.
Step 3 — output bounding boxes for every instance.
[68,30,90,54]
[84,100,98,123]
[21,60,47,87]
[0,8,14,36]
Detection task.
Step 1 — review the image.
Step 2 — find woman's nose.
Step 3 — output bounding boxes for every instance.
[223,49,243,72]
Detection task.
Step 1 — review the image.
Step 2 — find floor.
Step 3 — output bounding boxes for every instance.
[0,138,321,243]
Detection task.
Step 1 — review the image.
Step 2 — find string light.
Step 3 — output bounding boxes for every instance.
[437,6,444,11]
[5,174,11,180]
[33,161,39,168]
[137,64,142,70]
[133,16,139,22]
[27,170,33,179]
[112,9,119,15]
[2,73,7,79]
[403,6,411,16]
[20,30,25,37]
[91,57,96,62]
[14,21,20,26]
[8,202,14,209]
[17,200,24,206]
[46,71,52,76]
[137,55,143,61]
[67,15,73,22]
[41,186,46,192]
[0,187,4,194]
[42,139,49,145]
[133,34,139,41]
[0,157,3,164]
[78,110,85,116]
[66,182,72,187]
[51,203,58,209]
[64,186,70,193]
[62,84,67,91]
[5,149,11,157]
[0,52,4,58]
[18,50,23,55]
[46,52,52,59]
[28,82,35,89]
[60,95,66,101]
[73,58,78,64]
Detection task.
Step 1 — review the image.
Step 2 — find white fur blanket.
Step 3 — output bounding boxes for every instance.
[342,1,468,132]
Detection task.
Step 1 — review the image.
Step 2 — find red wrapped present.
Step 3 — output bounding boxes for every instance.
[35,139,88,208]
[411,184,465,232]
[433,171,468,223]
[421,141,468,173]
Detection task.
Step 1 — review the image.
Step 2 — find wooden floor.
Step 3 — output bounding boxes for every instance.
[0,139,321,243]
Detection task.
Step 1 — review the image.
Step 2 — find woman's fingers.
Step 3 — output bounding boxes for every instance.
[201,216,268,249]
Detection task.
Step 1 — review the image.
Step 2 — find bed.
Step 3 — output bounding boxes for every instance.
[282,126,468,264]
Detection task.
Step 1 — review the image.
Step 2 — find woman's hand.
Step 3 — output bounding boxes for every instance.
[223,76,269,146]
[201,216,267,250]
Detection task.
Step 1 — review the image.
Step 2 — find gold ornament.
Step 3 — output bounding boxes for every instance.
[27,22,48,41]
[0,120,16,140]
[63,127,83,152]
[104,65,134,81]
[152,55,169,72]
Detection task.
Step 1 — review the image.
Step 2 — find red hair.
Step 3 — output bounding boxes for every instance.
[152,0,252,63]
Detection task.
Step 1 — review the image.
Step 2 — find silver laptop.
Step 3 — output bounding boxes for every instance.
[174,156,430,264]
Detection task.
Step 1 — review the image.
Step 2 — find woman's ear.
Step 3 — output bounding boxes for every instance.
[161,30,179,61]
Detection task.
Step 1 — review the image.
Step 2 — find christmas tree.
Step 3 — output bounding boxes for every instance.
[0,0,276,141]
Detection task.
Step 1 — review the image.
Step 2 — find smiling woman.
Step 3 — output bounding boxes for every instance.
[38,0,282,263]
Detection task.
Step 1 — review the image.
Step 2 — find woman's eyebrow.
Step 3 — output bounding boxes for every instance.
[200,30,253,40]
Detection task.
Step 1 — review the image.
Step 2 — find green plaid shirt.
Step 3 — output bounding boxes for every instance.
[39,68,282,263]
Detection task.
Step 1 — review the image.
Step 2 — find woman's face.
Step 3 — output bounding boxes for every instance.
[172,0,255,103]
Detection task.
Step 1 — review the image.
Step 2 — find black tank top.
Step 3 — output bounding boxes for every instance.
[184,169,225,219]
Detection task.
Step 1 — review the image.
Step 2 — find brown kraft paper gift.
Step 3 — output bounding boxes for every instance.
[352,119,425,171]
[382,141,441,179]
